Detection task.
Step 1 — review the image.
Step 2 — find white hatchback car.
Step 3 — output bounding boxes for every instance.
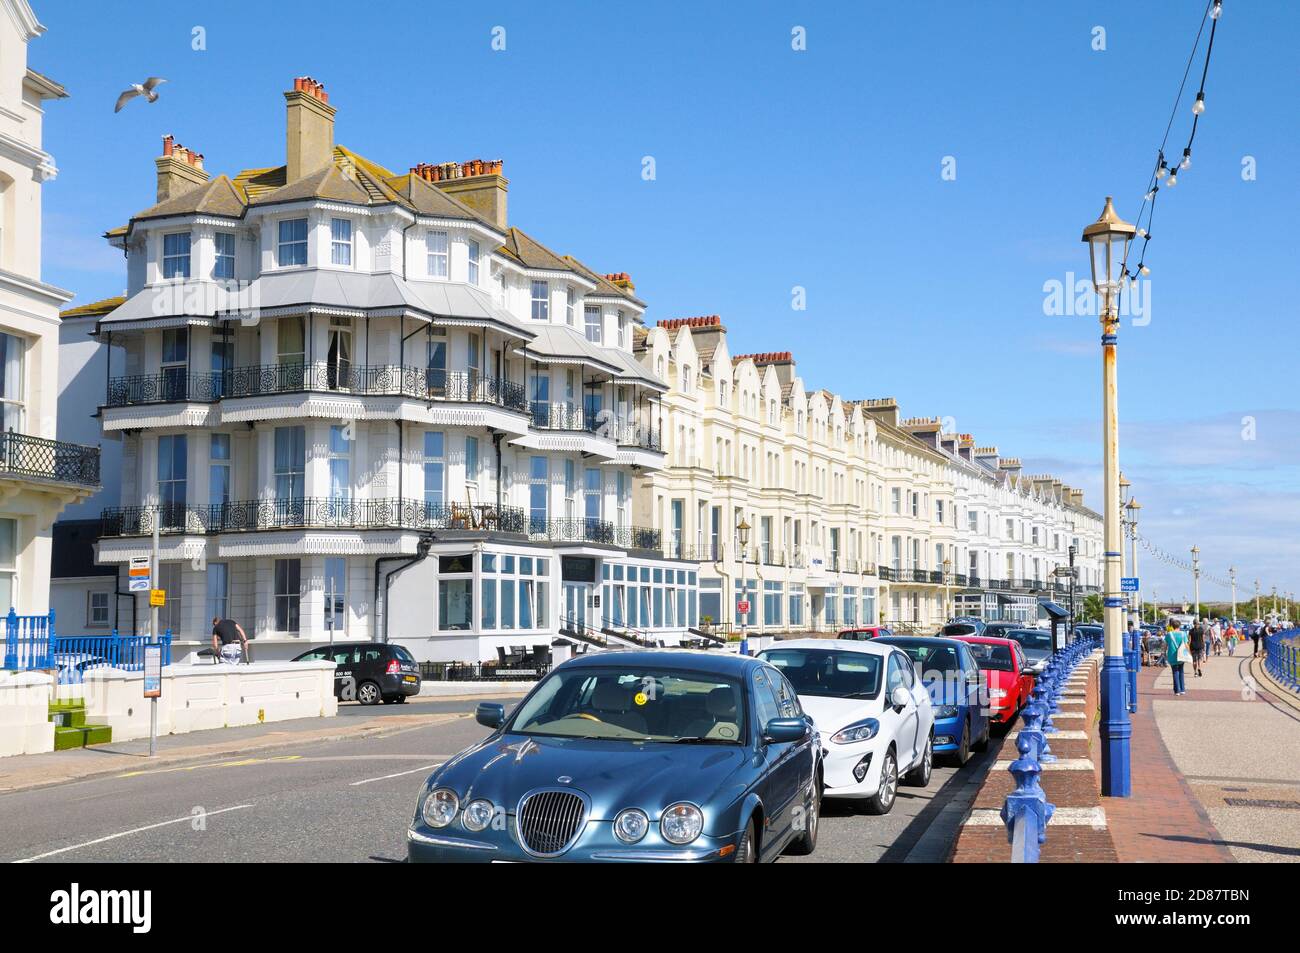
[759,639,934,814]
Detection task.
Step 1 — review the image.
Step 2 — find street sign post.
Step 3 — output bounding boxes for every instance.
[737,600,751,615]
[1121,577,1140,593]
[149,588,166,607]
[143,643,162,757]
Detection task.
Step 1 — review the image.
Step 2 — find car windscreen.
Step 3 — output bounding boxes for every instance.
[892,643,961,676]
[507,667,746,744]
[1009,630,1053,652]
[964,642,1016,672]
[760,649,883,699]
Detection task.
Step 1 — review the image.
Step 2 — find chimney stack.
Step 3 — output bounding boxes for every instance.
[418,158,508,230]
[155,134,209,202]
[285,76,336,182]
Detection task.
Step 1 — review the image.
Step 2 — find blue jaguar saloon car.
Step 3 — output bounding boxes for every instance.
[407,650,822,863]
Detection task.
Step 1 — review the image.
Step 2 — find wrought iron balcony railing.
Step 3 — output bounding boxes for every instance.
[105,364,528,414]
[0,432,100,489]
[100,498,527,538]
[526,516,660,551]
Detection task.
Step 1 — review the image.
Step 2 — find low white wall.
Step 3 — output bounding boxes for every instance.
[417,680,535,697]
[0,671,55,757]
[82,661,337,742]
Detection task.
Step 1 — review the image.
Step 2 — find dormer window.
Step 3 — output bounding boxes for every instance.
[427,230,448,277]
[162,232,191,279]
[531,281,550,321]
[583,305,601,342]
[213,232,235,279]
[467,240,480,284]
[278,219,308,267]
[330,218,353,266]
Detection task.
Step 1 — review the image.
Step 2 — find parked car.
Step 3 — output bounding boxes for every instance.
[1005,628,1055,674]
[291,642,421,704]
[407,650,822,863]
[953,636,1035,725]
[876,636,990,765]
[759,639,933,814]
[1073,624,1104,641]
[837,625,894,641]
[940,619,986,638]
[982,621,1023,640]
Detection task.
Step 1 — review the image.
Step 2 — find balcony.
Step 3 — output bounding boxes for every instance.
[105,364,529,414]
[527,517,660,552]
[0,432,100,490]
[100,498,528,538]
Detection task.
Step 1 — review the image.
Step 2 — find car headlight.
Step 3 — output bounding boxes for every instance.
[613,808,650,844]
[935,705,959,719]
[461,798,495,832]
[660,802,704,845]
[830,718,880,744]
[421,788,459,829]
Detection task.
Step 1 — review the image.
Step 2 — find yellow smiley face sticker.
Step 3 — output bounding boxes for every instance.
[633,692,648,706]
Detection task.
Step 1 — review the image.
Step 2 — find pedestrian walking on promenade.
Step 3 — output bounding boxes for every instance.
[1251,620,1265,658]
[1189,618,1206,677]
[1210,620,1223,656]
[1166,624,1190,695]
[1226,624,1238,657]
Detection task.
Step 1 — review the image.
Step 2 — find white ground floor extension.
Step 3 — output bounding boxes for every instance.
[83,527,700,663]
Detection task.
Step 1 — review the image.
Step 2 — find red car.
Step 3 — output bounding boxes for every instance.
[836,626,894,641]
[954,635,1035,724]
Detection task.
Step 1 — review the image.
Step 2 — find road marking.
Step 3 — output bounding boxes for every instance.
[11,804,254,863]
[350,762,444,786]
[117,755,302,778]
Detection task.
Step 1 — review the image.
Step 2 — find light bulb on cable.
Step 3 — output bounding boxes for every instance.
[1181,148,1192,170]
[1137,227,1147,238]
[1193,92,1206,115]
[1156,161,1168,180]
[1144,187,1157,201]
[1167,171,1178,186]
[1211,1,1222,19]
[1139,265,1150,276]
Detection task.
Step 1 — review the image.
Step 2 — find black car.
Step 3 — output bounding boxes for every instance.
[1073,624,1104,642]
[292,642,422,705]
[982,621,1022,640]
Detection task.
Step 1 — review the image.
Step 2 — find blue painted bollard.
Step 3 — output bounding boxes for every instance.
[1001,732,1055,863]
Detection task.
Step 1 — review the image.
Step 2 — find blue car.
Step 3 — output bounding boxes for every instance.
[876,636,990,765]
[407,650,822,863]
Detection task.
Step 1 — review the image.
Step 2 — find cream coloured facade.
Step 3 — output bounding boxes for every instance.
[0,0,100,618]
[636,316,1102,633]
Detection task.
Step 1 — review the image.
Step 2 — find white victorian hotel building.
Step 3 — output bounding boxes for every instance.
[636,317,1103,634]
[87,78,694,661]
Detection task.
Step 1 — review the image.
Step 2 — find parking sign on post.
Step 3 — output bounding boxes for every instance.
[143,643,162,757]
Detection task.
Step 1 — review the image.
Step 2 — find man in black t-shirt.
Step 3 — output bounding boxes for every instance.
[1188,619,1206,677]
[211,617,249,664]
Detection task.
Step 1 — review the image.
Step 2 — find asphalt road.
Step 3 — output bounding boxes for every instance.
[0,699,998,864]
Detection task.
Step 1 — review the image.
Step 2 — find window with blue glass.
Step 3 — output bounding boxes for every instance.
[162,232,191,279]
[213,232,235,279]
[277,218,308,266]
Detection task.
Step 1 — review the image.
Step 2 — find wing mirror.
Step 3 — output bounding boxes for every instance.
[1021,666,1037,677]
[890,686,911,710]
[763,717,807,744]
[475,702,505,729]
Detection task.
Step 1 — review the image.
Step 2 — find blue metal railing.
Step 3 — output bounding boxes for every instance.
[4,608,172,684]
[1264,628,1299,693]
[1001,631,1102,862]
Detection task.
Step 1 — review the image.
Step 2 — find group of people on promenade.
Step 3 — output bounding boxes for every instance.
[1139,617,1279,696]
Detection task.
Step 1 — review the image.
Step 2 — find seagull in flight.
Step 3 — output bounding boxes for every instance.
[115,77,167,113]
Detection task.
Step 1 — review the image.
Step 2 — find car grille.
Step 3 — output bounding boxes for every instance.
[517,789,587,856]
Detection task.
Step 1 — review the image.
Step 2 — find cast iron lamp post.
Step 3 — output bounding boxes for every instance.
[1082,196,1135,797]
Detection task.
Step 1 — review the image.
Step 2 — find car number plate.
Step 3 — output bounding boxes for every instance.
[404,675,417,682]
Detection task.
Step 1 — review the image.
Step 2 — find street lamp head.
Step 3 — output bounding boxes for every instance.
[736,518,750,547]
[1119,472,1131,505]
[1082,196,1136,308]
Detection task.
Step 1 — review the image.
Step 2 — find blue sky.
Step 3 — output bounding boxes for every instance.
[31,1,1300,607]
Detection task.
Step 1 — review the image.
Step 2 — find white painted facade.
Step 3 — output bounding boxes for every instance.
[0,1,100,621]
[79,78,697,663]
